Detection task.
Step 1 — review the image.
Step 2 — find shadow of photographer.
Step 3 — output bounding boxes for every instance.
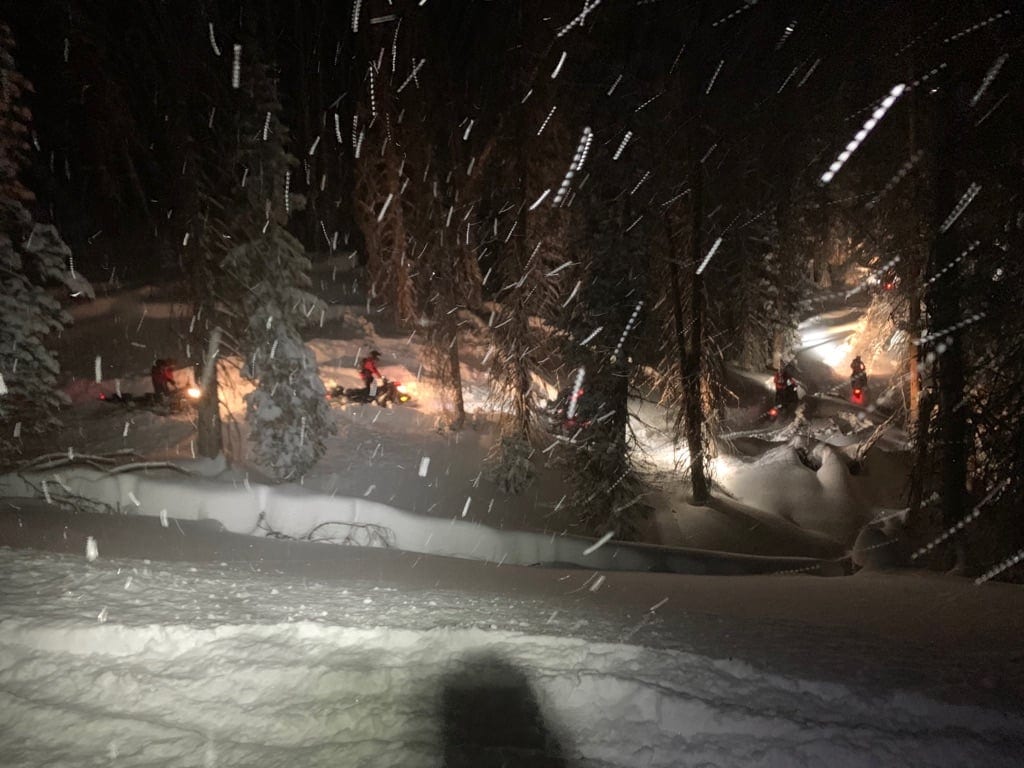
[439,651,571,768]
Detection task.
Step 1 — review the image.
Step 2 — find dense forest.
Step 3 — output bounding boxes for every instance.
[2,0,1022,578]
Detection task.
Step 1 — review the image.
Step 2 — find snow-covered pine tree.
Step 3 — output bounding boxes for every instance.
[722,211,804,371]
[0,22,91,456]
[483,9,574,494]
[187,39,329,480]
[555,183,650,536]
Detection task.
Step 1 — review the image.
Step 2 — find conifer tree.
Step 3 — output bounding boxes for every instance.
[0,21,91,456]
[185,37,329,480]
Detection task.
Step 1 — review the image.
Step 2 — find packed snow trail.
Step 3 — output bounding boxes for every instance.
[1,545,1023,767]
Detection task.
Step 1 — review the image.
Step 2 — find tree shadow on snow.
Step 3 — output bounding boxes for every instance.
[439,652,571,768]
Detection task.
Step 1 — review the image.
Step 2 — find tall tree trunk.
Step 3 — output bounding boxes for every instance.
[905,47,923,427]
[685,143,711,504]
[928,85,969,569]
[447,327,466,430]
[196,326,223,459]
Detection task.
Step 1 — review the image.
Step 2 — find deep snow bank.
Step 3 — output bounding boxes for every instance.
[0,467,837,575]
[1,548,1021,768]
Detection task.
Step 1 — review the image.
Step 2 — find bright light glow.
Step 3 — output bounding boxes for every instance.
[186,387,202,399]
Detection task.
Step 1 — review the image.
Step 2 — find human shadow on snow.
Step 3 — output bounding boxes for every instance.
[439,651,572,768]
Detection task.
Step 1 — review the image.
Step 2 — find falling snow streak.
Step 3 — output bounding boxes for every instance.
[612,131,633,160]
[975,93,1010,127]
[895,17,945,57]
[634,92,661,112]
[695,237,722,275]
[866,151,924,209]
[924,241,981,287]
[231,45,242,88]
[545,261,574,277]
[537,105,557,136]
[377,193,394,222]
[975,546,1024,585]
[712,0,760,28]
[367,65,377,117]
[913,479,1010,561]
[661,188,690,207]
[916,313,985,347]
[262,112,272,141]
[351,0,363,32]
[552,127,593,206]
[397,59,427,93]
[630,171,651,195]
[562,279,582,307]
[551,51,568,79]
[606,73,623,96]
[579,327,603,346]
[943,8,1012,44]
[566,367,586,419]
[611,302,643,361]
[796,58,821,88]
[775,20,797,49]
[583,530,615,556]
[776,66,799,94]
[557,0,604,37]
[821,83,905,185]
[705,60,724,94]
[939,183,981,233]
[208,23,221,56]
[971,54,1009,107]
[283,172,291,213]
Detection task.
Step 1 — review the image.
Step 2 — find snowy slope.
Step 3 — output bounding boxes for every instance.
[2,541,1023,768]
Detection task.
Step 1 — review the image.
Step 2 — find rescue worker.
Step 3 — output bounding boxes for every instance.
[359,350,383,399]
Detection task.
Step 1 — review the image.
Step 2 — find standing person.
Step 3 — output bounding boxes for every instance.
[851,355,867,381]
[774,362,799,409]
[151,358,178,402]
[359,350,382,399]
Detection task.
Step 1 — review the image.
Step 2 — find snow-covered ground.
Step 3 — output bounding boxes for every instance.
[1,503,1023,767]
[3,281,1023,766]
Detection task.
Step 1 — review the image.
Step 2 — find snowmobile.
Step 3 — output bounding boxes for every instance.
[99,386,203,413]
[762,369,801,422]
[543,384,595,435]
[850,370,868,405]
[327,377,412,407]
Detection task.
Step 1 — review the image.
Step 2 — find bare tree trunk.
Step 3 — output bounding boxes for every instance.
[908,286,922,425]
[905,50,923,426]
[684,149,711,505]
[929,84,969,570]
[196,326,223,459]
[447,328,466,430]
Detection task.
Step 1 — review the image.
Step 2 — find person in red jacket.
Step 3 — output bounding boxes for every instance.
[151,358,178,401]
[359,350,382,397]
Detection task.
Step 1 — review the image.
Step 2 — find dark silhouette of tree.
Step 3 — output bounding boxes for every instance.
[0,21,92,459]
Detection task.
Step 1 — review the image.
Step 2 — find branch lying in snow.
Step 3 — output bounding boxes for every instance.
[256,512,395,548]
[18,451,195,478]
[15,475,118,517]
[106,462,196,477]
[853,410,899,467]
[19,450,130,472]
